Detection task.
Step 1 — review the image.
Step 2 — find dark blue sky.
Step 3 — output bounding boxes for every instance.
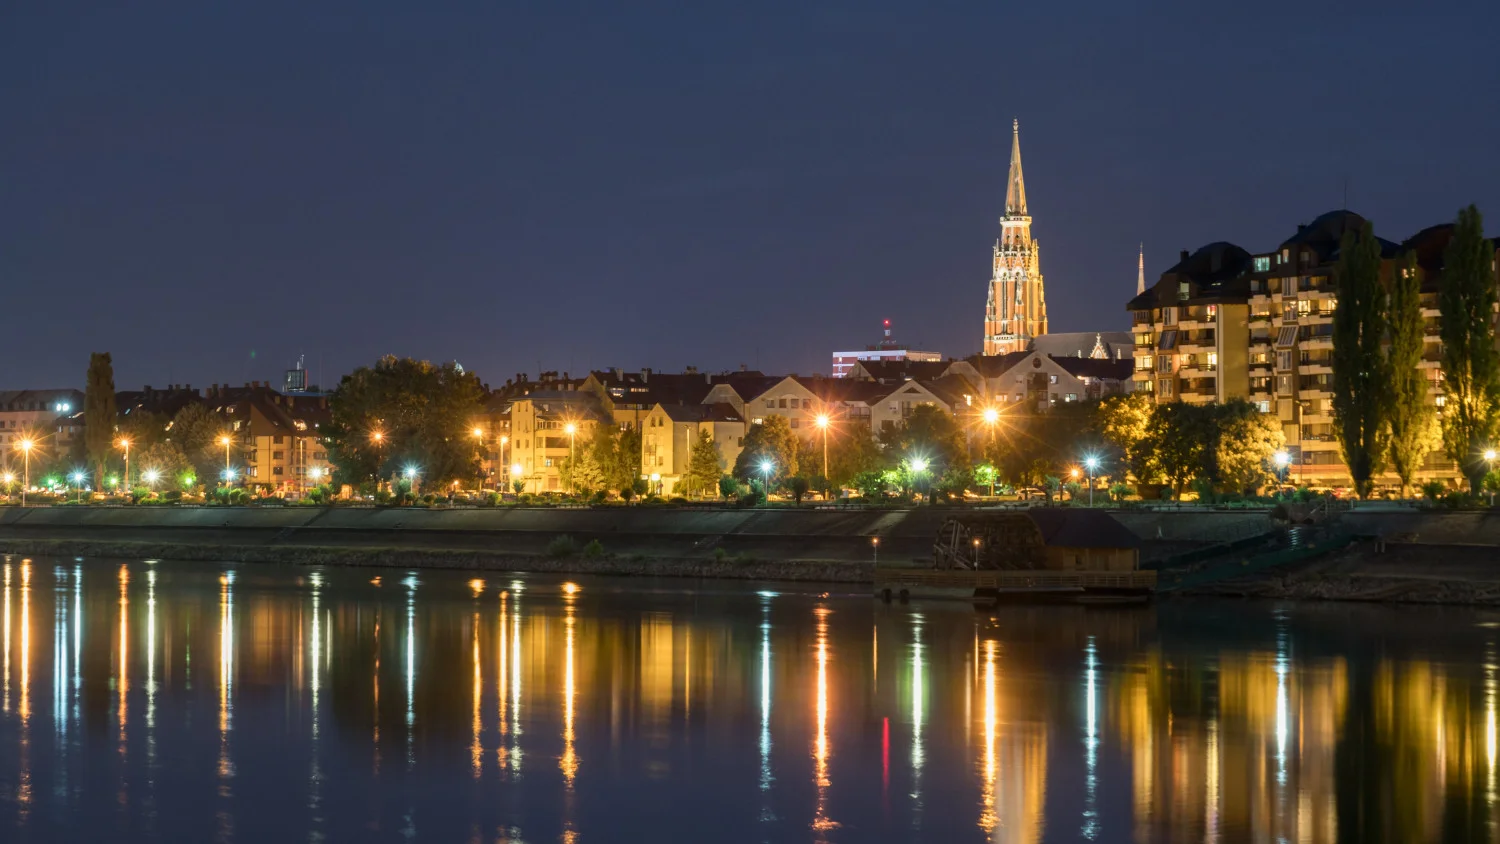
[4,1,1498,390]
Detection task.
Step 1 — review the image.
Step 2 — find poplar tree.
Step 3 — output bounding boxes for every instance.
[84,352,118,486]
[1331,221,1388,498]
[1385,252,1438,496]
[1439,205,1500,492]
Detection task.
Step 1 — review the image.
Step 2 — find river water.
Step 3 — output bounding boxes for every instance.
[0,556,1496,843]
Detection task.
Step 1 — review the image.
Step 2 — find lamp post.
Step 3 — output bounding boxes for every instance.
[70,470,85,504]
[371,430,386,491]
[1085,456,1100,507]
[564,422,578,494]
[981,407,1000,496]
[511,462,525,495]
[910,457,929,502]
[143,469,159,493]
[404,466,419,498]
[500,436,510,489]
[117,438,131,492]
[1486,448,1497,506]
[759,460,774,500]
[218,435,234,487]
[17,439,33,506]
[1273,450,1291,488]
[472,426,487,493]
[815,414,830,498]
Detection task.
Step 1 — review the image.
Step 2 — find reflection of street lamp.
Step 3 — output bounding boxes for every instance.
[815,414,831,496]
[1084,456,1100,506]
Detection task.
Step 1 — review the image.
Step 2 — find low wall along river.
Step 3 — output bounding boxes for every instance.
[0,505,1276,582]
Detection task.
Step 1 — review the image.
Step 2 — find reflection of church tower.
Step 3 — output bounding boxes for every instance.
[983,120,1048,355]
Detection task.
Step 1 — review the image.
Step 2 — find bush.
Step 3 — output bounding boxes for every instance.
[669,496,688,505]
[718,475,739,500]
[546,535,579,558]
[1441,491,1477,510]
[739,481,766,507]
[581,539,605,559]
[485,492,501,506]
[229,488,249,505]
[1421,480,1447,502]
[591,490,608,505]
[786,476,810,505]
[1108,483,1133,502]
[163,490,183,503]
[712,547,729,562]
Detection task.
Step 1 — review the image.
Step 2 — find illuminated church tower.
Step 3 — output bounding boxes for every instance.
[983,120,1048,355]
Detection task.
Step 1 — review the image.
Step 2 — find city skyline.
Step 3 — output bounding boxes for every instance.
[3,2,1498,390]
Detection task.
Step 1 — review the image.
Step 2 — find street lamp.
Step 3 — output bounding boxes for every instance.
[1485,449,1497,505]
[218,435,234,484]
[117,437,132,491]
[1084,456,1101,507]
[510,462,525,494]
[814,414,831,497]
[143,469,160,491]
[16,439,34,506]
[70,470,85,504]
[909,457,929,501]
[564,422,578,494]
[759,460,774,498]
[472,427,486,492]
[1273,450,1291,486]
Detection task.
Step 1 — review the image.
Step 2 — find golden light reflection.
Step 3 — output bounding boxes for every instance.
[17,562,30,815]
[910,616,924,801]
[4,564,11,713]
[812,606,838,834]
[118,564,130,729]
[471,610,482,778]
[469,579,484,596]
[218,571,235,793]
[561,606,577,787]
[978,639,997,833]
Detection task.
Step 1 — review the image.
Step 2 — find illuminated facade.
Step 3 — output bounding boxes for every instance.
[983,120,1048,356]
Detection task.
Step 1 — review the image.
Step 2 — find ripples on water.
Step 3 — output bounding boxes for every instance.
[0,556,1499,842]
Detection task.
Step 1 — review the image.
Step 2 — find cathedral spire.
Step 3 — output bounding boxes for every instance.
[1137,244,1145,295]
[1004,119,1027,216]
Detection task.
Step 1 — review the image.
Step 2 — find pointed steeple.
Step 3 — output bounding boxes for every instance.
[1137,244,1145,295]
[1004,119,1027,216]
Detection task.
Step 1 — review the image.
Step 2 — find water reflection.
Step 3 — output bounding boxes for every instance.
[4,560,1500,841]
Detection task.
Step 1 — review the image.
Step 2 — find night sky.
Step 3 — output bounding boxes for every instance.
[4,1,1498,391]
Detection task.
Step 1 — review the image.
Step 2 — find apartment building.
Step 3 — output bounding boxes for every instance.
[206,383,332,494]
[508,388,608,493]
[1129,210,1499,488]
[0,389,84,461]
[639,403,745,495]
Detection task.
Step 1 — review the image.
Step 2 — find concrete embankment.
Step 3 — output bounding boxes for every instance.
[0,504,1269,583]
[0,505,953,582]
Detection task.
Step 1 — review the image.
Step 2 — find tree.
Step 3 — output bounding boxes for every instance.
[732,415,799,483]
[1097,393,1154,480]
[1386,251,1439,496]
[136,441,193,490]
[85,352,118,487]
[117,410,168,452]
[827,424,884,489]
[561,449,606,495]
[1331,220,1389,498]
[1216,403,1286,495]
[878,405,968,472]
[786,475,810,504]
[324,356,487,488]
[717,474,739,501]
[1440,205,1500,492]
[681,429,722,498]
[614,427,642,494]
[1139,402,1206,495]
[168,403,221,484]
